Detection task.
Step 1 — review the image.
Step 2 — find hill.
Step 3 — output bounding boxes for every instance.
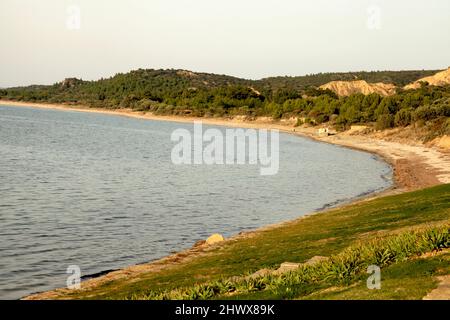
[1,68,449,140]
[319,80,396,96]
[1,68,438,105]
[257,69,440,90]
[404,67,450,90]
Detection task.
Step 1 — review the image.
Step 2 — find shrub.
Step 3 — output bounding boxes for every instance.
[435,103,450,117]
[294,118,304,127]
[376,114,394,130]
[413,105,436,121]
[272,108,283,119]
[314,114,329,124]
[394,108,413,127]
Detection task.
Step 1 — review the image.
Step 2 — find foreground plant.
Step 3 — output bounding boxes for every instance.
[128,224,450,300]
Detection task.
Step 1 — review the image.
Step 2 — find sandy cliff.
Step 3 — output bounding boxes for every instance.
[404,67,450,90]
[320,80,396,96]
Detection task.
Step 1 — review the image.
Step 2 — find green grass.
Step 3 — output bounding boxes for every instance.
[215,252,450,300]
[220,253,450,300]
[60,184,450,299]
[301,252,450,300]
[133,225,450,300]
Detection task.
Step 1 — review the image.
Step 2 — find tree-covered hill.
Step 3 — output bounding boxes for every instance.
[257,70,440,91]
[1,68,439,104]
[1,68,449,140]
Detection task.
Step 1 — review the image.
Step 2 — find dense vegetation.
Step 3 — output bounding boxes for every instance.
[259,69,440,90]
[1,68,449,139]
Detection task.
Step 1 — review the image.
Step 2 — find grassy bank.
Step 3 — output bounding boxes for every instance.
[145,225,449,300]
[301,252,450,300]
[41,184,450,300]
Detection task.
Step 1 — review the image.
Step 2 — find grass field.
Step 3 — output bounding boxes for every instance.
[56,184,450,300]
[302,252,450,300]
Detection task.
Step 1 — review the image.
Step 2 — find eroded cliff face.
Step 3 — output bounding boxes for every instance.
[320,80,396,96]
[404,68,450,90]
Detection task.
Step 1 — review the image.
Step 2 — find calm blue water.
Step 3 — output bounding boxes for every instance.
[0,105,392,299]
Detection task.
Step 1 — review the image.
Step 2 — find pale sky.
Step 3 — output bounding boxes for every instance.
[0,0,449,87]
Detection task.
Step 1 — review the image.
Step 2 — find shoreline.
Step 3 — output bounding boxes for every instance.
[1,99,450,299]
[2,99,449,190]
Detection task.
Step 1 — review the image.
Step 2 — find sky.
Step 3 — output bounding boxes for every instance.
[0,0,449,87]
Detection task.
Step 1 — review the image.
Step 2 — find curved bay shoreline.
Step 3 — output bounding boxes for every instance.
[1,100,449,299]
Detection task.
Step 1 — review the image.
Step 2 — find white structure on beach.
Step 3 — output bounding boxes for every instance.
[317,128,329,136]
